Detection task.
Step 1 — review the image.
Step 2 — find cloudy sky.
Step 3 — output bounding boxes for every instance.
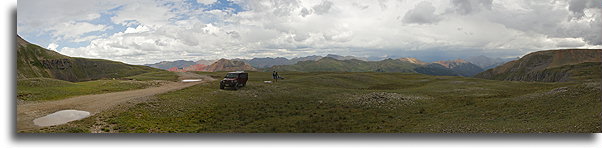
[17,0,602,64]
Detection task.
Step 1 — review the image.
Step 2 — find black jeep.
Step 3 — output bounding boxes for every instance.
[219,71,248,90]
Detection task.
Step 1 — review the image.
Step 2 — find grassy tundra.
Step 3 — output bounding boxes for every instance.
[29,72,601,133]
[17,71,178,101]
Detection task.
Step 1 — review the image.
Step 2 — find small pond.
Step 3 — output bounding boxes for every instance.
[181,79,202,82]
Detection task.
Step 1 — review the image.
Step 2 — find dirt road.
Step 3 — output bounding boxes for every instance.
[17,72,214,131]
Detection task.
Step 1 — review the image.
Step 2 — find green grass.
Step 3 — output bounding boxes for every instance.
[125,71,179,81]
[31,72,601,133]
[17,78,164,101]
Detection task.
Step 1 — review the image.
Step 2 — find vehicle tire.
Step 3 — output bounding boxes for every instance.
[220,84,224,89]
[241,83,246,87]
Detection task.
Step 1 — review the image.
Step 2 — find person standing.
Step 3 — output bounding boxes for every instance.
[272,71,279,82]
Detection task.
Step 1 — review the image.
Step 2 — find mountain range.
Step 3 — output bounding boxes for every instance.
[144,54,498,76]
[205,59,257,72]
[264,57,484,76]
[19,32,598,82]
[465,55,517,70]
[144,60,198,70]
[17,35,160,82]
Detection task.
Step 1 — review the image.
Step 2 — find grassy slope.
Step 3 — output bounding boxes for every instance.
[17,72,178,101]
[475,49,602,82]
[35,72,601,133]
[17,42,162,82]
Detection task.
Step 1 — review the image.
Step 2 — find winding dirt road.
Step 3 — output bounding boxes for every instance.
[17,72,214,131]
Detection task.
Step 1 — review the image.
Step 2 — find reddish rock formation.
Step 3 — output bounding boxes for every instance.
[183,64,208,71]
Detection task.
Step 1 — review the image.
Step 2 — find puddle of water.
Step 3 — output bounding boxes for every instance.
[182,79,202,82]
[33,110,91,127]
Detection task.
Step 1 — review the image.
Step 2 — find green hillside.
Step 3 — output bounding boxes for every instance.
[266,57,458,76]
[475,49,602,82]
[17,35,162,82]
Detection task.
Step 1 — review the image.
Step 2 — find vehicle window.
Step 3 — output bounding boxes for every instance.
[225,73,238,78]
[241,73,247,78]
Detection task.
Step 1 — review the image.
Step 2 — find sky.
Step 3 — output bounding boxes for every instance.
[17,0,602,64]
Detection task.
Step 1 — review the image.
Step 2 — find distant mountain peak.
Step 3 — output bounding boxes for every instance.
[205,58,256,72]
[398,57,427,65]
[433,59,468,68]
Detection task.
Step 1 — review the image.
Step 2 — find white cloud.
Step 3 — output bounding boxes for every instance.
[71,35,103,43]
[402,1,442,24]
[49,21,109,40]
[47,43,59,51]
[124,25,151,34]
[450,0,493,14]
[110,0,176,28]
[17,0,119,34]
[20,0,602,65]
[312,0,334,15]
[196,0,218,5]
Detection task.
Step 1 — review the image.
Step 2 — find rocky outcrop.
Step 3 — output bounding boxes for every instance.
[475,49,602,82]
[205,59,257,72]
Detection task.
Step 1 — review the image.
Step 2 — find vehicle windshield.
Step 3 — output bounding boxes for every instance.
[225,73,238,78]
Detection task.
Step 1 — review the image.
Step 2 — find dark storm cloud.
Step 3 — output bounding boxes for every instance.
[402,1,442,24]
[569,0,602,18]
[450,0,493,14]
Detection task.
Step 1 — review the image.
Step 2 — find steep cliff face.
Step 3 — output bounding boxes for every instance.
[205,59,257,72]
[17,35,160,82]
[475,49,602,82]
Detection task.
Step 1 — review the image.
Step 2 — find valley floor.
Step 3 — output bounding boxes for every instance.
[21,72,602,133]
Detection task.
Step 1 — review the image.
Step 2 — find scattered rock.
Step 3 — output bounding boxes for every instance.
[343,92,431,109]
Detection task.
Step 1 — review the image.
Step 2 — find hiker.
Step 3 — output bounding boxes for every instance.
[272,71,279,82]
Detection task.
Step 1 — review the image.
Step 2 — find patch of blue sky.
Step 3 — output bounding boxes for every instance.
[208,0,244,13]
[184,0,244,13]
[181,0,245,25]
